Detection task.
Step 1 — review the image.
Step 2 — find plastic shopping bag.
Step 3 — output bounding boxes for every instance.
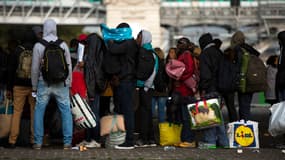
[268,102,285,137]
[227,120,259,148]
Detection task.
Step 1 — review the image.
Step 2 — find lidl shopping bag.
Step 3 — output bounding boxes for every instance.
[187,98,223,130]
[268,102,285,137]
[227,120,259,148]
[70,93,96,129]
[159,122,182,146]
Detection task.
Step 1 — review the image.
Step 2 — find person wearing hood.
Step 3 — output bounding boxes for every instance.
[231,30,260,121]
[135,30,159,147]
[198,33,229,149]
[105,22,138,150]
[31,19,73,150]
[4,29,38,149]
[276,31,285,101]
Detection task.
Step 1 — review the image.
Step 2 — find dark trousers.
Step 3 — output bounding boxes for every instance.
[138,88,154,142]
[181,104,195,142]
[113,81,135,145]
[222,92,238,122]
[238,92,253,121]
[86,95,100,142]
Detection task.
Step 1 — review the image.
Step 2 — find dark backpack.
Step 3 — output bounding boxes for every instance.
[136,48,155,80]
[16,46,33,79]
[218,52,240,93]
[239,48,267,93]
[245,53,267,93]
[102,49,121,75]
[40,39,69,84]
[154,57,168,92]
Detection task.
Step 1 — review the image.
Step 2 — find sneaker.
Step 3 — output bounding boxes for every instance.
[63,144,72,150]
[32,144,42,150]
[147,140,157,147]
[76,140,89,147]
[178,141,196,148]
[115,142,134,150]
[85,140,101,148]
[134,139,148,148]
[4,143,16,149]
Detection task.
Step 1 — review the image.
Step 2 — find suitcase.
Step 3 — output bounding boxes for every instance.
[70,93,96,129]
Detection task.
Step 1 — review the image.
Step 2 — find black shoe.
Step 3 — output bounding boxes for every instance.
[5,143,16,149]
[115,142,134,150]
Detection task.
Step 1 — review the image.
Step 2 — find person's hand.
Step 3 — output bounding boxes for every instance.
[32,90,37,98]
[6,90,12,99]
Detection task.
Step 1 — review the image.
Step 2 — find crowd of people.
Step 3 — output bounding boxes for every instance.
[0,18,284,150]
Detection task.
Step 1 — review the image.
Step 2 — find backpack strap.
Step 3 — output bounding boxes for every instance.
[39,39,63,47]
[39,39,49,47]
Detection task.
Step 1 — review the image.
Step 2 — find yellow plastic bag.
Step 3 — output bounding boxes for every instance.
[159,122,182,146]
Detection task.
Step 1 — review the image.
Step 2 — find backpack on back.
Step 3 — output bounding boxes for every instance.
[16,46,33,79]
[239,48,267,93]
[0,52,8,84]
[40,39,69,84]
[136,48,155,81]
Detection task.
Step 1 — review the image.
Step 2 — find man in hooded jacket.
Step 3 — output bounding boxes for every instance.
[198,33,229,148]
[31,19,73,150]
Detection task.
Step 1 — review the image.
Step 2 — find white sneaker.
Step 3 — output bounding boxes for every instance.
[76,140,89,147]
[85,140,101,148]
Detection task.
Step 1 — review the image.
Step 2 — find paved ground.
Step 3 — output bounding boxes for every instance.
[0,106,285,160]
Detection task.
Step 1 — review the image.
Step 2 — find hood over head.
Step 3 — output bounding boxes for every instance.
[199,33,213,50]
[43,19,58,40]
[141,30,152,46]
[231,31,245,48]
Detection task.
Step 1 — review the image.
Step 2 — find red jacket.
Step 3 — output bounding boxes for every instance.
[173,51,195,97]
[71,67,87,99]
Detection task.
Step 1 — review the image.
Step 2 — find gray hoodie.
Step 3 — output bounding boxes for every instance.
[31,19,72,90]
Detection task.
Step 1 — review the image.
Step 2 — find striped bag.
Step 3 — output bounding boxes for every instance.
[70,93,96,129]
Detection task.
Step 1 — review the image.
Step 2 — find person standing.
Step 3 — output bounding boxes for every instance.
[31,19,73,150]
[152,47,168,123]
[5,29,38,148]
[276,31,285,102]
[265,55,278,105]
[102,23,138,149]
[171,37,196,148]
[198,33,229,148]
[135,30,158,147]
[231,30,260,121]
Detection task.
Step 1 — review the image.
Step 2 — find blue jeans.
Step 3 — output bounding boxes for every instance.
[203,125,229,147]
[152,96,167,122]
[181,104,195,142]
[86,94,100,142]
[34,80,73,145]
[113,81,136,145]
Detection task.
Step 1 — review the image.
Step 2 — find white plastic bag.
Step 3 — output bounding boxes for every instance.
[227,120,259,148]
[268,102,285,137]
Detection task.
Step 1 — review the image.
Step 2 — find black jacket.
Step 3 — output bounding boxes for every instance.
[199,43,222,93]
[107,39,138,82]
[276,31,285,89]
[84,33,107,97]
